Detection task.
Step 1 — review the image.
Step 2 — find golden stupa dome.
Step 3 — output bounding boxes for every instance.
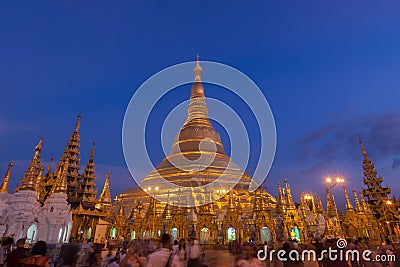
[140,58,256,206]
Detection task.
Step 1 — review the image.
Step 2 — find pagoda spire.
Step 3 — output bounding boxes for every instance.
[184,57,209,124]
[314,195,324,214]
[83,141,96,178]
[228,190,236,210]
[0,160,14,193]
[81,141,97,201]
[352,189,362,212]
[17,135,44,191]
[284,178,295,209]
[359,191,371,213]
[342,186,354,212]
[115,204,126,226]
[45,158,53,176]
[48,159,69,196]
[359,136,391,219]
[276,182,285,215]
[194,54,202,81]
[60,114,82,178]
[325,188,334,217]
[99,169,111,204]
[75,113,81,132]
[35,165,44,198]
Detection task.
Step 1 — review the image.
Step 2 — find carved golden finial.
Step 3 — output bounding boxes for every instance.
[75,113,82,132]
[0,160,14,193]
[99,169,111,204]
[18,136,44,192]
[353,189,362,212]
[358,134,368,157]
[49,159,68,195]
[342,185,354,211]
[228,190,235,210]
[194,54,202,81]
[35,134,44,152]
[46,158,53,175]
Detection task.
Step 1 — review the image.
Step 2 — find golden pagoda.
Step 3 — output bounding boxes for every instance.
[119,58,280,245]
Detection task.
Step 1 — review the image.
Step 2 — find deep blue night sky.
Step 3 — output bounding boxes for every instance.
[1,1,399,206]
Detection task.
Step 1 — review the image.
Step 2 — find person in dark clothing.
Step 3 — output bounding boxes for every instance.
[59,242,79,267]
[311,239,324,267]
[6,238,29,267]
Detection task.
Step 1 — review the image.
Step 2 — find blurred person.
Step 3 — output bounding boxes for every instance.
[59,240,79,267]
[0,237,14,267]
[324,239,347,267]
[311,238,324,267]
[108,254,120,267]
[88,245,102,267]
[236,242,263,267]
[22,241,49,267]
[172,239,187,267]
[146,234,173,267]
[282,242,304,267]
[187,238,202,267]
[119,240,145,267]
[6,238,29,267]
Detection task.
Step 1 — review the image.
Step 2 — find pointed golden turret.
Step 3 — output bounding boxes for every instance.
[45,158,53,176]
[115,204,126,225]
[35,165,44,198]
[228,190,236,210]
[353,189,362,212]
[54,159,68,194]
[359,191,371,213]
[99,170,112,204]
[342,186,354,212]
[49,159,69,195]
[314,195,324,214]
[17,135,44,192]
[284,178,295,209]
[276,182,285,215]
[194,54,202,81]
[0,160,14,193]
[75,113,82,132]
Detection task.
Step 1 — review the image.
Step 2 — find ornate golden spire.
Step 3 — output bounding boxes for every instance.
[194,54,202,81]
[81,141,97,201]
[75,113,82,132]
[352,189,362,212]
[314,195,324,214]
[359,191,371,213]
[46,158,53,176]
[115,204,126,225]
[359,135,368,158]
[99,169,111,204]
[49,159,68,195]
[17,136,44,192]
[228,190,236,210]
[276,182,285,214]
[284,178,295,209]
[0,160,14,193]
[342,186,354,212]
[35,165,44,198]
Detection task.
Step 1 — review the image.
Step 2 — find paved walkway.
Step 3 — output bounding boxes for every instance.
[204,250,236,267]
[203,250,318,267]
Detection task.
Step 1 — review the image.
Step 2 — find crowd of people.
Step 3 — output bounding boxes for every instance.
[0,234,207,267]
[1,235,399,267]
